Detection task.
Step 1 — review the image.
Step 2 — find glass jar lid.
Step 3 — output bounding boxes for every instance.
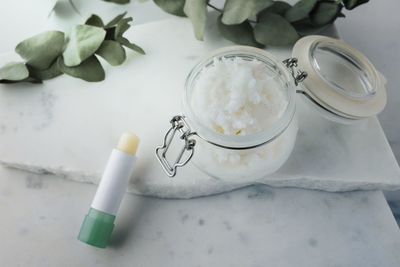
[292,35,387,120]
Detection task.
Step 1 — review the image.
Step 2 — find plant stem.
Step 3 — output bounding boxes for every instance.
[207,3,223,13]
[69,0,81,16]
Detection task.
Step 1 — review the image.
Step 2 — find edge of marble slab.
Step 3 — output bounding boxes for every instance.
[2,161,400,199]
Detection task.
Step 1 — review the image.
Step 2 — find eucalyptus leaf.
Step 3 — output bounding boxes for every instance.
[58,56,105,82]
[0,62,29,82]
[0,77,41,84]
[343,0,369,10]
[63,25,106,67]
[85,14,104,27]
[310,2,341,26]
[103,0,130,4]
[105,12,127,28]
[294,20,330,36]
[154,0,186,17]
[254,13,299,46]
[222,0,274,25]
[217,16,263,47]
[114,17,133,39]
[284,0,317,22]
[117,37,145,55]
[184,0,208,41]
[15,31,65,70]
[96,40,126,66]
[27,60,62,80]
[258,1,291,16]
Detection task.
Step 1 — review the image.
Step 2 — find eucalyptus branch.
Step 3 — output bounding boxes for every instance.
[51,0,370,48]
[0,13,144,84]
[152,0,369,47]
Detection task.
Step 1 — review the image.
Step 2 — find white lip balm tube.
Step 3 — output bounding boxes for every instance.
[78,132,140,248]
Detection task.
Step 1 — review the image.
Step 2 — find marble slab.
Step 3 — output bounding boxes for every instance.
[0,17,399,198]
[1,166,399,267]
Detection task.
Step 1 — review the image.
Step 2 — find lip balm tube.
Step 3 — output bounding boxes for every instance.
[78,132,140,248]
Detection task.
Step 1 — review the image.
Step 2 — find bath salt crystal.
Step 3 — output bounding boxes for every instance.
[189,55,297,182]
[191,57,288,136]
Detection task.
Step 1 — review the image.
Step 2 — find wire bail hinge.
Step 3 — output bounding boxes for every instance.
[283,58,307,86]
[155,115,196,177]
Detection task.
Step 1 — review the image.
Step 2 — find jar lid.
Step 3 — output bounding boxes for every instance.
[292,35,387,119]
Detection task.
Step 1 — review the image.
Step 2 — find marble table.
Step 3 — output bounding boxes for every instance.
[1,1,400,266]
[1,166,400,267]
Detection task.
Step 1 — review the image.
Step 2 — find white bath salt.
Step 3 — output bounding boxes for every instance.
[189,56,297,182]
[191,57,288,136]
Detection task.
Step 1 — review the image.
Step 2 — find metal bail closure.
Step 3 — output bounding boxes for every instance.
[283,58,307,86]
[156,115,196,177]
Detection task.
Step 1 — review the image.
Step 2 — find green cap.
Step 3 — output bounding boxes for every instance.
[78,208,116,248]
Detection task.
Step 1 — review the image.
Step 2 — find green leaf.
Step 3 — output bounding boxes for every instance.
[96,40,126,66]
[284,0,317,22]
[105,12,127,28]
[184,0,208,41]
[254,13,299,46]
[58,56,105,82]
[217,15,263,47]
[293,20,330,36]
[117,37,145,55]
[85,14,104,27]
[15,31,65,70]
[63,25,106,67]
[103,0,130,4]
[27,59,62,80]
[154,0,186,17]
[114,17,133,39]
[343,0,369,10]
[310,2,341,26]
[0,77,41,84]
[0,62,29,82]
[258,1,291,16]
[222,0,273,25]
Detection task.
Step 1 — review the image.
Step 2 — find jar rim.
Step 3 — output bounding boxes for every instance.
[182,46,296,149]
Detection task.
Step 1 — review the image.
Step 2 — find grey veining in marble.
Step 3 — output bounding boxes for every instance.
[1,166,400,267]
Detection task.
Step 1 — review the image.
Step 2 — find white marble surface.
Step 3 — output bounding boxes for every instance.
[1,166,400,267]
[1,16,399,198]
[1,1,400,266]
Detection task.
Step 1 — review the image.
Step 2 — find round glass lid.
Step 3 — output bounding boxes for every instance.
[310,40,376,100]
[292,35,387,119]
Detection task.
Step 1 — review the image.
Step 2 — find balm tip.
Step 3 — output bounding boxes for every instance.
[117,132,140,155]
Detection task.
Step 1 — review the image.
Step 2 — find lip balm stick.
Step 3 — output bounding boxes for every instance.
[78,132,140,248]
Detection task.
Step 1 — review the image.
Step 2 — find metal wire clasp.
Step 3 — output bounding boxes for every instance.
[283,58,307,86]
[155,115,196,177]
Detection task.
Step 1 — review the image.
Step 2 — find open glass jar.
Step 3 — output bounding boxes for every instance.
[156,36,387,182]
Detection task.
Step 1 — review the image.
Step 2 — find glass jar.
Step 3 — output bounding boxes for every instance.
[156,36,387,182]
[156,46,303,182]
